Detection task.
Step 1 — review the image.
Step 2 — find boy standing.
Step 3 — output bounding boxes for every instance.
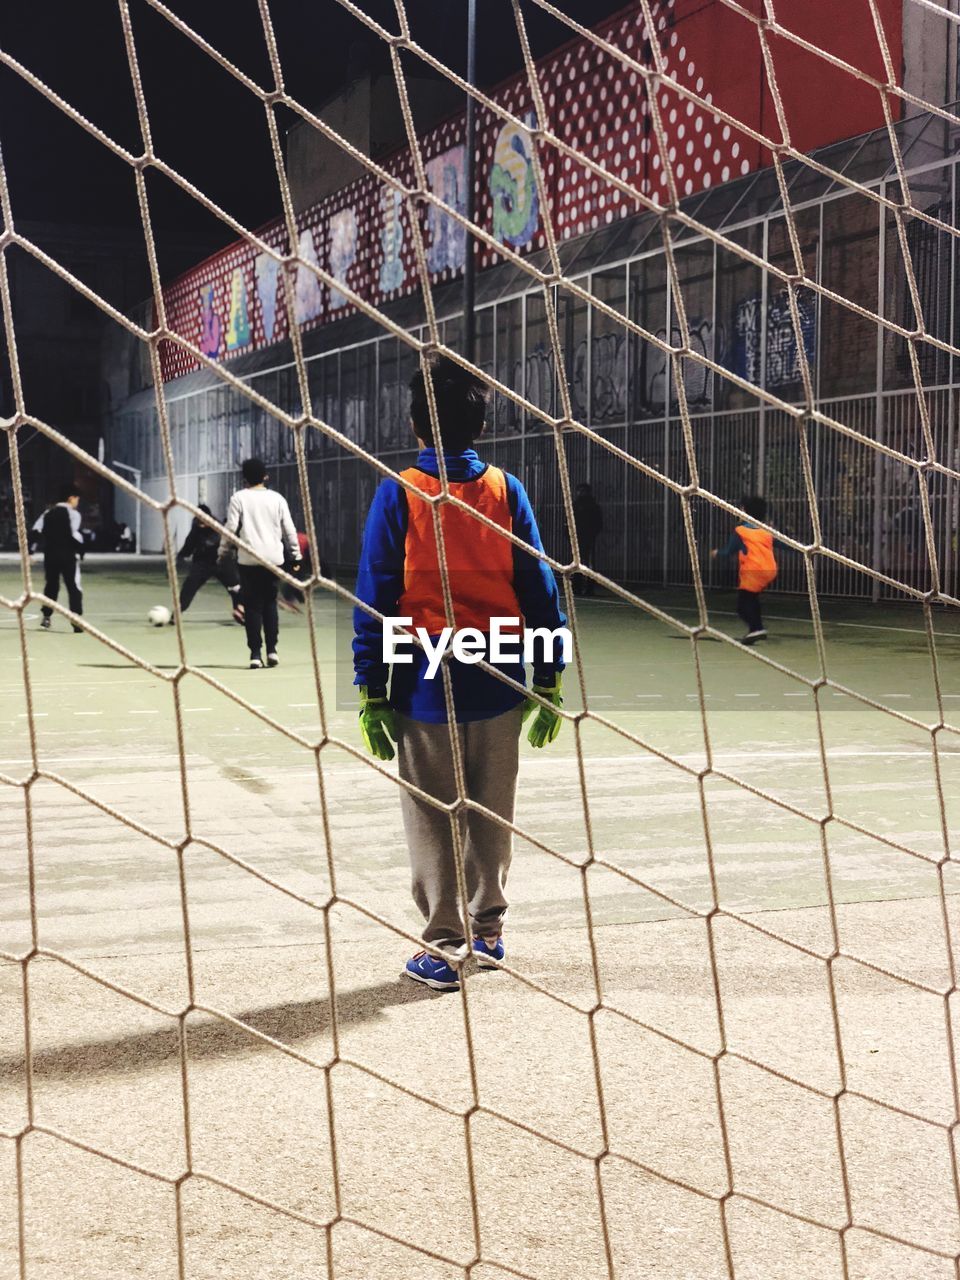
[218,458,300,669]
[711,494,778,644]
[352,356,566,992]
[33,483,84,632]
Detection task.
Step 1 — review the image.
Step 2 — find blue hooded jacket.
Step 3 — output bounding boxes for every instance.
[353,448,566,723]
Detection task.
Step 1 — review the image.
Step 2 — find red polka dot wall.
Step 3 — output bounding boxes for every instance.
[157,0,902,383]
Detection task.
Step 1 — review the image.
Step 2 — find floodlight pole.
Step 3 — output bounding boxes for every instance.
[463,0,477,363]
[112,460,142,556]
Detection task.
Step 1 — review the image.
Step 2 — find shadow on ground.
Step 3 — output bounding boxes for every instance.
[0,979,432,1081]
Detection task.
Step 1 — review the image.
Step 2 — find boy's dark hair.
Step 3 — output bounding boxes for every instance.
[58,482,79,503]
[242,457,268,485]
[742,494,767,522]
[409,355,488,451]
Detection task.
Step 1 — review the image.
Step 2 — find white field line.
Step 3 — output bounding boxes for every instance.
[588,597,960,639]
[0,748,944,771]
[27,728,140,737]
[0,671,324,694]
[0,753,207,766]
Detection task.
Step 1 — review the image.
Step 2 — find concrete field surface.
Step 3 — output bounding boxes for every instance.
[2,559,960,1278]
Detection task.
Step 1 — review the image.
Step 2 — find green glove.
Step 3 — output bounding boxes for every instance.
[358,686,398,761]
[521,674,563,749]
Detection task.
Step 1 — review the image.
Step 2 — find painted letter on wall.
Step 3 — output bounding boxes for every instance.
[490,114,539,249]
[199,283,221,358]
[329,207,359,310]
[426,144,467,273]
[254,252,280,344]
[225,267,251,351]
[379,186,405,293]
[294,227,324,325]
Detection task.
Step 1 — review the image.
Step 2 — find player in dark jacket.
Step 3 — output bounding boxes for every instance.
[178,504,244,622]
[572,482,603,596]
[32,482,84,631]
[279,532,310,612]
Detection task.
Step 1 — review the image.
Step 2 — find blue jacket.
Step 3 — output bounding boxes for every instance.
[353,448,567,723]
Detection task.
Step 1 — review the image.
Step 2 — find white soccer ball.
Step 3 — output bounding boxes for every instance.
[148,605,171,627]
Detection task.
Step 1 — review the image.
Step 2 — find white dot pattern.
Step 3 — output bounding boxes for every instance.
[160,0,760,380]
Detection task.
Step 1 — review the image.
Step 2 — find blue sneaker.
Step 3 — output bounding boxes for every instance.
[473,936,505,969]
[404,951,460,991]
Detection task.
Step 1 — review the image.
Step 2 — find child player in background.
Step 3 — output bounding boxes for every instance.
[352,355,567,992]
[279,531,310,612]
[711,494,778,645]
[177,503,245,624]
[32,482,84,632]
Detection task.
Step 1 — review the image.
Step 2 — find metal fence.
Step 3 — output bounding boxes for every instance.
[109,124,960,601]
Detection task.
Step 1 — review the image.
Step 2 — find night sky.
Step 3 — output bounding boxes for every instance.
[1,0,630,271]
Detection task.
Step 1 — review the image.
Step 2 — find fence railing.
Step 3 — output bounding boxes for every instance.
[108,384,958,604]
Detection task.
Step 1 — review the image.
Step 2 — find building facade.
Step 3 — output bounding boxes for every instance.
[107,0,960,599]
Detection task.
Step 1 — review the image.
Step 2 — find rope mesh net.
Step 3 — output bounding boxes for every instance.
[2,0,960,1275]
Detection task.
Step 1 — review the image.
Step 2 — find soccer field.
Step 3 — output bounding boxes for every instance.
[2,558,960,1278]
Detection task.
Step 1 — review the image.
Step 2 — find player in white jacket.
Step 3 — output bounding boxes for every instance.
[219,458,300,669]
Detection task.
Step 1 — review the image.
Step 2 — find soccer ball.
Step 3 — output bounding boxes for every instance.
[148,605,171,627]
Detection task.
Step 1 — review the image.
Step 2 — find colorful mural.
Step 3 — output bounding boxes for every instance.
[224,267,251,351]
[198,283,220,359]
[157,0,902,382]
[294,227,323,325]
[426,144,467,273]
[254,252,280,345]
[379,187,406,293]
[491,115,540,249]
[329,207,359,310]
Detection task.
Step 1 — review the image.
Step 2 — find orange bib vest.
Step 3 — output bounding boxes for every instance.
[398,465,523,635]
[736,525,777,593]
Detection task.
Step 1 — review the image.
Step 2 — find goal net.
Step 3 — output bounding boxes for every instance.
[2,0,960,1276]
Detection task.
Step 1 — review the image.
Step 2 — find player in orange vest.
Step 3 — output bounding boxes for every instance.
[711,495,778,644]
[352,355,567,991]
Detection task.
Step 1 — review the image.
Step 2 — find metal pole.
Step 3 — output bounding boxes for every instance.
[112,460,142,555]
[949,159,958,600]
[871,183,886,603]
[662,273,672,586]
[463,0,477,363]
[758,218,769,498]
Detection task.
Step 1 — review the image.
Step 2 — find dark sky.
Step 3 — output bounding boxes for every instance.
[1,0,630,262]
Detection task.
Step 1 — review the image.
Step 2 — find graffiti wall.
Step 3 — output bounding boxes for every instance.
[733,288,817,389]
[642,320,724,412]
[157,0,901,383]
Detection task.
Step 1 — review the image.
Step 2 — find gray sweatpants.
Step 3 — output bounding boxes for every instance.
[396,705,523,950]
